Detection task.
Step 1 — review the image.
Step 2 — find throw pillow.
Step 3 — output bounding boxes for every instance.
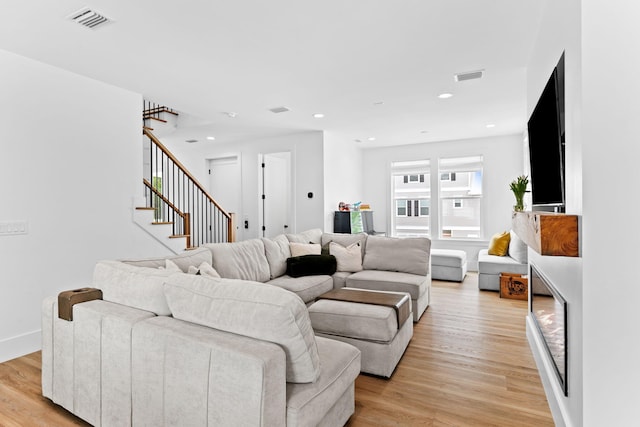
[289,242,321,257]
[508,230,528,263]
[165,259,182,272]
[329,241,363,272]
[488,231,511,256]
[187,262,221,278]
[286,254,337,278]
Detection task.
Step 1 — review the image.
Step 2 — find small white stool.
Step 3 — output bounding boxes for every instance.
[431,249,467,282]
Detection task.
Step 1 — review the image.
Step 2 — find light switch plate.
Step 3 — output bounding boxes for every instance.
[0,221,28,235]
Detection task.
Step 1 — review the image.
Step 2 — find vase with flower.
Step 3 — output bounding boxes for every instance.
[509,175,529,212]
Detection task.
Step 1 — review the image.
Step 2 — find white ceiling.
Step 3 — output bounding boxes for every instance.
[0,0,546,147]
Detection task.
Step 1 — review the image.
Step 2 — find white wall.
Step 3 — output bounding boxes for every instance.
[322,132,364,232]
[581,1,640,425]
[362,134,524,269]
[162,131,325,239]
[0,50,171,362]
[525,1,583,425]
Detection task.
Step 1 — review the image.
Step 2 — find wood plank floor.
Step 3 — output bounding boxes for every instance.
[0,273,552,426]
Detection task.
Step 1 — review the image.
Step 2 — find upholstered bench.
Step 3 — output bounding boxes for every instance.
[430,249,467,282]
[308,288,413,378]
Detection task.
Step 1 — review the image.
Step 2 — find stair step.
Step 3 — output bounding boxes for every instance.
[143,125,154,131]
[152,221,173,225]
[185,246,199,251]
[144,116,167,123]
[136,207,155,211]
[143,107,179,117]
[169,234,190,239]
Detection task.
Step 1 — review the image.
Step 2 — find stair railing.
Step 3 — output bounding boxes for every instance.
[143,127,235,247]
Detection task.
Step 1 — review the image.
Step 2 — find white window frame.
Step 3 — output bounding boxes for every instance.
[438,156,483,240]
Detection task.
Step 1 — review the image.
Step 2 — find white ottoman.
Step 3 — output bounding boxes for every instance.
[308,288,413,378]
[431,249,467,282]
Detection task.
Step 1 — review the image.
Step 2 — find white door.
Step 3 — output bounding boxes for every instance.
[208,156,241,238]
[260,152,291,238]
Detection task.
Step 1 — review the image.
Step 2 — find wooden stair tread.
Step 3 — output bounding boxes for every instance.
[143,107,179,116]
[169,234,190,239]
[143,126,154,131]
[185,246,199,251]
[143,116,167,123]
[136,207,155,211]
[152,221,173,225]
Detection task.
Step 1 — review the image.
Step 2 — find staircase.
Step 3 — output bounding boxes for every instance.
[135,103,235,253]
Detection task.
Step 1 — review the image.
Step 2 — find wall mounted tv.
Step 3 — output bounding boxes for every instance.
[527,52,565,212]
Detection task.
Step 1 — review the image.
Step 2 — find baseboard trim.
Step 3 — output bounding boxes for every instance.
[0,329,41,363]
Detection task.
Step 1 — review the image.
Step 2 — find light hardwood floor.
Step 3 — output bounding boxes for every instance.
[0,273,552,426]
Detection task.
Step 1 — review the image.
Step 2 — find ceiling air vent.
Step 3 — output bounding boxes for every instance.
[269,106,291,114]
[454,70,484,82]
[68,7,112,30]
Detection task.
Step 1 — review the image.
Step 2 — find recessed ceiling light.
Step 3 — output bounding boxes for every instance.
[206,136,216,140]
[486,124,496,128]
[367,137,376,141]
[438,93,453,99]
[312,113,325,118]
[185,139,198,143]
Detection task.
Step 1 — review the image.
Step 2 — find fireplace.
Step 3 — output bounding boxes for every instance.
[530,264,568,396]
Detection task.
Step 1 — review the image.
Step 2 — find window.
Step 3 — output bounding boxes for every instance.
[403,174,425,183]
[391,160,430,237]
[419,199,430,216]
[438,156,483,239]
[396,200,407,216]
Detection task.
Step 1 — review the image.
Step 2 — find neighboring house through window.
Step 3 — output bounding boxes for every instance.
[391,160,430,237]
[439,155,483,239]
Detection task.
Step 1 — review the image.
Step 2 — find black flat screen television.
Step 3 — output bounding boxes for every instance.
[527,53,565,212]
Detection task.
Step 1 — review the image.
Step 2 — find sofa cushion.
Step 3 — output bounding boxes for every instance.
[362,235,431,276]
[163,274,320,383]
[92,260,180,315]
[329,242,363,273]
[267,274,334,304]
[346,270,427,300]
[508,230,528,264]
[330,272,352,289]
[286,228,323,244]
[285,337,360,427]
[262,234,291,279]
[478,249,528,276]
[204,239,270,283]
[487,231,510,256]
[120,247,212,273]
[309,298,399,342]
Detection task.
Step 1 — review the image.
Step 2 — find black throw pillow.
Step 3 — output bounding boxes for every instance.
[286,254,337,278]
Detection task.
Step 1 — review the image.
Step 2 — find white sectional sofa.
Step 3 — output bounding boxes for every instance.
[41,229,431,426]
